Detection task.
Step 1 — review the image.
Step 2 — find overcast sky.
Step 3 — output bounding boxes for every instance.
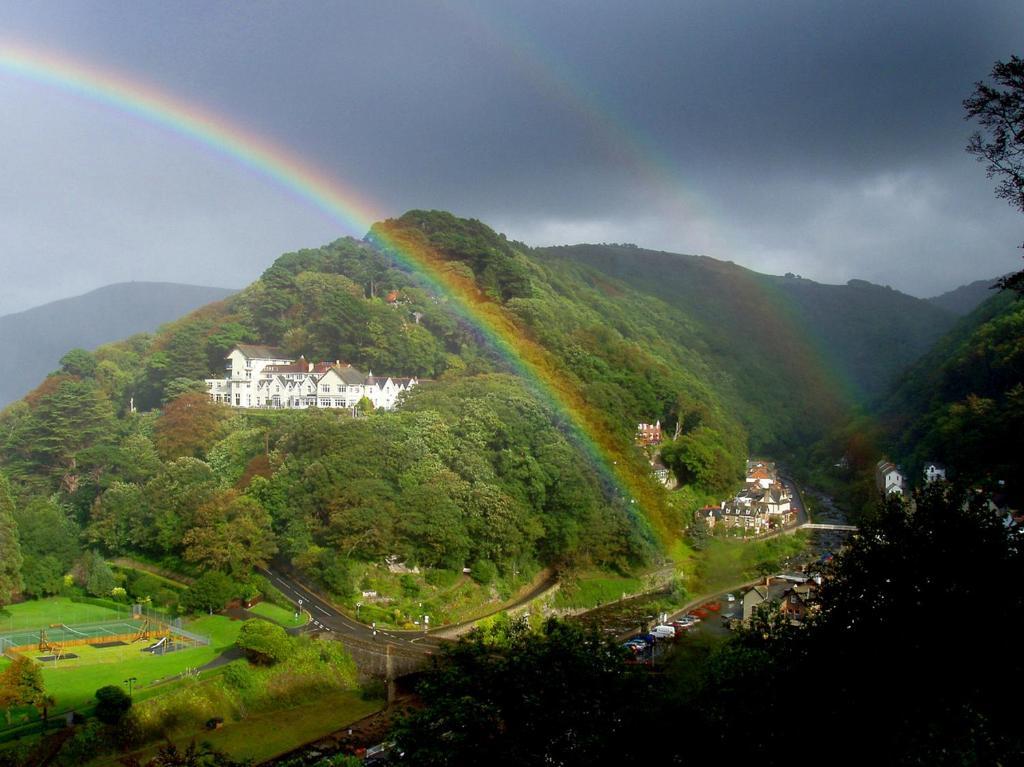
[1,1,1022,314]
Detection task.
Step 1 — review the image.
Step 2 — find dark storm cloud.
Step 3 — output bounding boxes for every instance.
[1,0,1022,312]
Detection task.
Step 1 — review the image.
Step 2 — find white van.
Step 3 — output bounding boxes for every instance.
[650,625,677,640]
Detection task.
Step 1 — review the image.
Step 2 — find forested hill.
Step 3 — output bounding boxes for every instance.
[538,244,957,405]
[926,276,1004,316]
[880,289,1024,505]
[0,211,772,608]
[0,282,235,410]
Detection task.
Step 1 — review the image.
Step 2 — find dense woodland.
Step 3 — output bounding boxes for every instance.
[0,212,755,611]
[393,484,1024,764]
[2,209,1020,616]
[881,289,1024,506]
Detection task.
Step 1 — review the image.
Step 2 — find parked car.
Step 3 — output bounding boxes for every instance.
[651,625,677,640]
[684,613,702,623]
[726,593,736,602]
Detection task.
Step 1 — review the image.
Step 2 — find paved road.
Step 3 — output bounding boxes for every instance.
[779,475,809,526]
[260,567,443,653]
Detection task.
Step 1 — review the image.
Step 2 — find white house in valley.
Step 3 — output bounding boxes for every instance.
[205,345,418,412]
[876,460,907,496]
[923,462,947,484]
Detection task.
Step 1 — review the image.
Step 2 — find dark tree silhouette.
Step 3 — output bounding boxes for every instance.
[965,55,1024,292]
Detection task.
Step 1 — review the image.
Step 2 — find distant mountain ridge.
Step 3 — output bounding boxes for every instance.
[0,282,235,409]
[926,276,1005,316]
[538,244,957,407]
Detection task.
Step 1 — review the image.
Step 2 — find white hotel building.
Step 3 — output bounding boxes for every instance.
[206,344,417,411]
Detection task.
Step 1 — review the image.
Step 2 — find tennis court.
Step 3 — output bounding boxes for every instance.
[0,619,155,654]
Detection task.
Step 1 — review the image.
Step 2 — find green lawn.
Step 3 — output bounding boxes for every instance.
[182,690,381,763]
[554,572,643,609]
[1,615,246,724]
[92,689,383,766]
[0,597,130,633]
[248,601,307,627]
[693,533,809,593]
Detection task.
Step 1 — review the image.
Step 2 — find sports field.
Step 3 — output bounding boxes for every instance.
[0,597,134,632]
[0,619,144,650]
[0,600,246,718]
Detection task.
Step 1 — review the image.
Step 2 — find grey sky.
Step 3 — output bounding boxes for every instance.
[1,1,1022,314]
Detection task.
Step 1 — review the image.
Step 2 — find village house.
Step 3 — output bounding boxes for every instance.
[743,579,818,624]
[876,460,907,497]
[695,505,719,530]
[716,463,795,534]
[745,460,776,488]
[636,420,663,447]
[205,345,418,412]
[650,456,677,489]
[923,462,946,484]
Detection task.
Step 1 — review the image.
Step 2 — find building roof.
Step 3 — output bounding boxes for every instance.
[263,357,310,374]
[325,363,369,386]
[234,344,289,360]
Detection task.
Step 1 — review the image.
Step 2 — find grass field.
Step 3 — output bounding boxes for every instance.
[0,608,248,723]
[91,689,382,766]
[248,601,307,627]
[0,598,131,632]
[554,572,644,609]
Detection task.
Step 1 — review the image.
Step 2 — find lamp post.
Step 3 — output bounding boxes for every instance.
[124,676,137,698]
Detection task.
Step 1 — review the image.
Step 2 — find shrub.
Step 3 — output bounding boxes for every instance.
[236,620,292,665]
[70,595,125,612]
[400,574,421,597]
[470,559,497,586]
[129,573,166,601]
[425,568,459,588]
[222,661,261,694]
[180,571,236,614]
[94,685,132,725]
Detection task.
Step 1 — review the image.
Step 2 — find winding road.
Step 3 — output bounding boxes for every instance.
[260,567,443,654]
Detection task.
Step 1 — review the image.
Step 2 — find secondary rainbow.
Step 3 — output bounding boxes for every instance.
[0,40,672,541]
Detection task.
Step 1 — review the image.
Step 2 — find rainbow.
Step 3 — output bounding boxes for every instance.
[0,40,673,543]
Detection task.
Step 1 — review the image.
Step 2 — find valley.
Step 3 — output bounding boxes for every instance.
[0,211,1020,765]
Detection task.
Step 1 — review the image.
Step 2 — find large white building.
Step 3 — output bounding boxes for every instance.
[205,344,418,411]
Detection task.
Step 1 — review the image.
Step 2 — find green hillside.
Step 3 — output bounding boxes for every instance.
[880,290,1024,503]
[0,212,760,616]
[538,244,958,442]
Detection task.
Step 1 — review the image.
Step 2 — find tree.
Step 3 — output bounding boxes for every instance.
[392,618,647,766]
[180,571,235,614]
[154,392,227,460]
[965,55,1024,292]
[182,491,278,576]
[94,684,132,725]
[84,553,116,598]
[0,473,23,607]
[59,349,98,379]
[0,656,47,725]
[691,484,1024,762]
[236,620,291,665]
[686,515,712,551]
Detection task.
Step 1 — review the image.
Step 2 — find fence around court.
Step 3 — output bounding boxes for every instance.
[1,612,210,657]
